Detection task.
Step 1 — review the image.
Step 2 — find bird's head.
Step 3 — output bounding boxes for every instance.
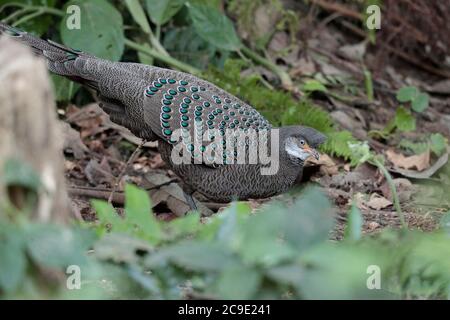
[281,126,327,164]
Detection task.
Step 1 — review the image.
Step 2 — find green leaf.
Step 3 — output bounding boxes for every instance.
[125,0,151,33]
[61,0,125,61]
[394,106,416,132]
[440,211,450,233]
[396,86,418,102]
[188,3,242,51]
[266,263,304,285]
[145,0,186,26]
[124,184,162,243]
[216,264,261,299]
[0,226,26,293]
[281,187,334,250]
[26,224,87,268]
[411,93,429,113]
[163,26,230,70]
[92,200,121,226]
[344,203,363,241]
[152,241,235,271]
[303,80,327,93]
[216,202,250,243]
[51,74,80,102]
[300,243,389,299]
[94,233,153,264]
[137,42,154,65]
[165,212,201,240]
[430,133,448,156]
[348,141,372,166]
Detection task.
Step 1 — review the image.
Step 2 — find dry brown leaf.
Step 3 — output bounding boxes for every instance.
[367,193,393,210]
[386,149,430,171]
[306,153,339,175]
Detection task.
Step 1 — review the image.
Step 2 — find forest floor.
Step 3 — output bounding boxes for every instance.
[62,10,450,240]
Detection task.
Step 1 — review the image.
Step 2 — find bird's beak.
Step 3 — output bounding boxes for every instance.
[304,145,320,160]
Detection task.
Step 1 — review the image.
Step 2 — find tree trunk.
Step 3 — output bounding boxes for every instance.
[0,37,70,223]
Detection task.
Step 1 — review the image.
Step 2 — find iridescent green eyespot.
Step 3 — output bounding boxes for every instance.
[180,80,188,86]
[154,82,162,88]
[169,89,177,95]
[164,94,173,100]
[168,79,176,84]
[162,106,171,113]
[182,115,189,121]
[181,121,189,128]
[162,114,171,120]
[163,129,172,136]
[163,100,172,105]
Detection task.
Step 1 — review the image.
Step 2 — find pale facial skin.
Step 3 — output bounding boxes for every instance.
[285,137,320,162]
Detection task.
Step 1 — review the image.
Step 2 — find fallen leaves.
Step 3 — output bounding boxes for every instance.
[306,153,339,176]
[353,192,392,211]
[386,149,430,171]
[366,193,393,210]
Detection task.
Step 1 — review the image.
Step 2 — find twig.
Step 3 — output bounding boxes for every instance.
[240,46,294,90]
[108,139,146,204]
[125,39,200,75]
[371,158,407,229]
[311,0,363,21]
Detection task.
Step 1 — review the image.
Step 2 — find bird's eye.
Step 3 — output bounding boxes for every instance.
[299,140,306,146]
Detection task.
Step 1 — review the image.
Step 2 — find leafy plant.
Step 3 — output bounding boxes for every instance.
[400,133,448,157]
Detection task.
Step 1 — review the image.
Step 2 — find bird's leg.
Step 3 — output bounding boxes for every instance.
[181,184,198,212]
[184,191,198,212]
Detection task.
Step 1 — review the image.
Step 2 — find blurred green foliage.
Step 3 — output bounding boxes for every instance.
[1,182,450,299]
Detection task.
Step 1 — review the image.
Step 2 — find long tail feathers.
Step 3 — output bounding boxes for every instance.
[0,22,81,61]
[0,22,100,89]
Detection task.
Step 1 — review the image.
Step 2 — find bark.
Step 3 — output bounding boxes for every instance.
[0,37,70,223]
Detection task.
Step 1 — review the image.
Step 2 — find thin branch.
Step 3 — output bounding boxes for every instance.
[125,38,200,75]
[108,139,146,204]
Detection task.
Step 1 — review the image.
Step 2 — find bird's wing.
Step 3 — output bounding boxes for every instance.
[141,74,272,165]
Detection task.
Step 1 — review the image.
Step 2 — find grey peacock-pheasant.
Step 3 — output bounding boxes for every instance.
[0,23,326,204]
